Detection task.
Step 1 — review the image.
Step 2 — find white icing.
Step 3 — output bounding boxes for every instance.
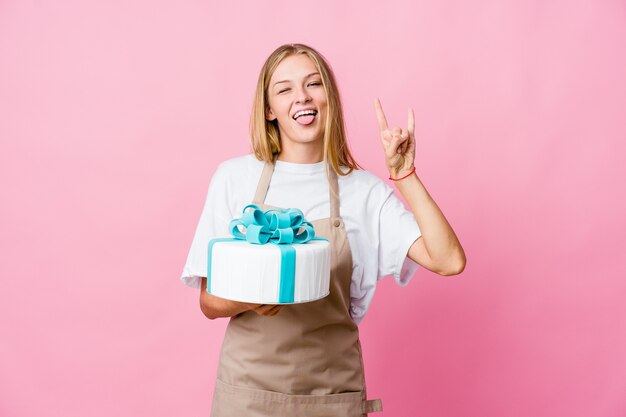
[209,240,330,304]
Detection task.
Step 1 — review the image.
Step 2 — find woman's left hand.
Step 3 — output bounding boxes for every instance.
[374,98,416,178]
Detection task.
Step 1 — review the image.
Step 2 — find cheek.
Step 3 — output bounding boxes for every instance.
[273,101,290,118]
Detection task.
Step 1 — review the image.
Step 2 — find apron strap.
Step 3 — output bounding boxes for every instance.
[363,398,383,414]
[252,160,275,204]
[252,158,342,220]
[327,165,340,220]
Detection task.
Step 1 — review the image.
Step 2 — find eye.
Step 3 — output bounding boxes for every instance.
[278,88,290,94]
[308,82,321,87]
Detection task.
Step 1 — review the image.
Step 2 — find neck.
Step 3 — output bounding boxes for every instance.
[276,142,324,164]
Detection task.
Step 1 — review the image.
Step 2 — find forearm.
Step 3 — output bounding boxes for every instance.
[199,278,256,320]
[394,173,466,272]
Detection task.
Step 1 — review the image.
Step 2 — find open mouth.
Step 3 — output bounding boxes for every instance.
[293,109,318,126]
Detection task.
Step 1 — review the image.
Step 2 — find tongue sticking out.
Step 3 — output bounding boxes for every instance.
[295,114,315,126]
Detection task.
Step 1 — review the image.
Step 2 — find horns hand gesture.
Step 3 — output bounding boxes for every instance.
[374,98,416,179]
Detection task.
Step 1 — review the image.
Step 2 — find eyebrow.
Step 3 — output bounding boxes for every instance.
[273,72,320,88]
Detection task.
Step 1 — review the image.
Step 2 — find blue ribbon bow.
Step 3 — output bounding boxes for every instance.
[228,204,315,245]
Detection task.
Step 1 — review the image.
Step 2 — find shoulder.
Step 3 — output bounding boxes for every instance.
[339,168,395,211]
[212,154,264,182]
[340,168,393,198]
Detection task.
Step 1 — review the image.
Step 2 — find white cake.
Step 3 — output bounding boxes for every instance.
[207,238,330,304]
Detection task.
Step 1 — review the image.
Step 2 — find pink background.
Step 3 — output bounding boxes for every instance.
[1,1,625,416]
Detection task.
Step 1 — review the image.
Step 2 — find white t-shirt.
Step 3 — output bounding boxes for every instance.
[181,154,422,325]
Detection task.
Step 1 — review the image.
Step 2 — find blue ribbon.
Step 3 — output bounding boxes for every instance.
[208,205,323,303]
[228,204,316,245]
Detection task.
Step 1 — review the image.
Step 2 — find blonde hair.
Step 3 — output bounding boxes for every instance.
[249,43,361,176]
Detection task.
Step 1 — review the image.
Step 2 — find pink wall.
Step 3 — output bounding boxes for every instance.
[1,1,625,416]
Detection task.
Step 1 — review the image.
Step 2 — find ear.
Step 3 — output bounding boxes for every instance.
[266,107,276,121]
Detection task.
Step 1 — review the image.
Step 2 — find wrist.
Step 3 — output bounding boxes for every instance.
[388,166,416,181]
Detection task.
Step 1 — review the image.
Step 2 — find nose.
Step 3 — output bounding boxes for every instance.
[295,86,312,104]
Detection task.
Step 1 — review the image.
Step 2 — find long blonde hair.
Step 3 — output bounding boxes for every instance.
[249,43,361,176]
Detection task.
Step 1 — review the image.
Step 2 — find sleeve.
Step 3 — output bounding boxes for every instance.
[180,164,233,290]
[377,185,422,286]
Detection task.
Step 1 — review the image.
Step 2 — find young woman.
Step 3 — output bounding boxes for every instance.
[181,43,465,416]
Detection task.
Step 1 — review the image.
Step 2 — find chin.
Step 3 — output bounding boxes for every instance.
[299,134,324,144]
[280,126,325,145]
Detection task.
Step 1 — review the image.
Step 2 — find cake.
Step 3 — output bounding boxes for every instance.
[206,204,331,304]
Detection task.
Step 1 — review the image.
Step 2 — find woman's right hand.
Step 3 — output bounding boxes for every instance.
[249,304,283,317]
[200,278,284,319]
[218,300,283,317]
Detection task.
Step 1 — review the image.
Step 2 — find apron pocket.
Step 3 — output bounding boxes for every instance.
[211,378,376,417]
